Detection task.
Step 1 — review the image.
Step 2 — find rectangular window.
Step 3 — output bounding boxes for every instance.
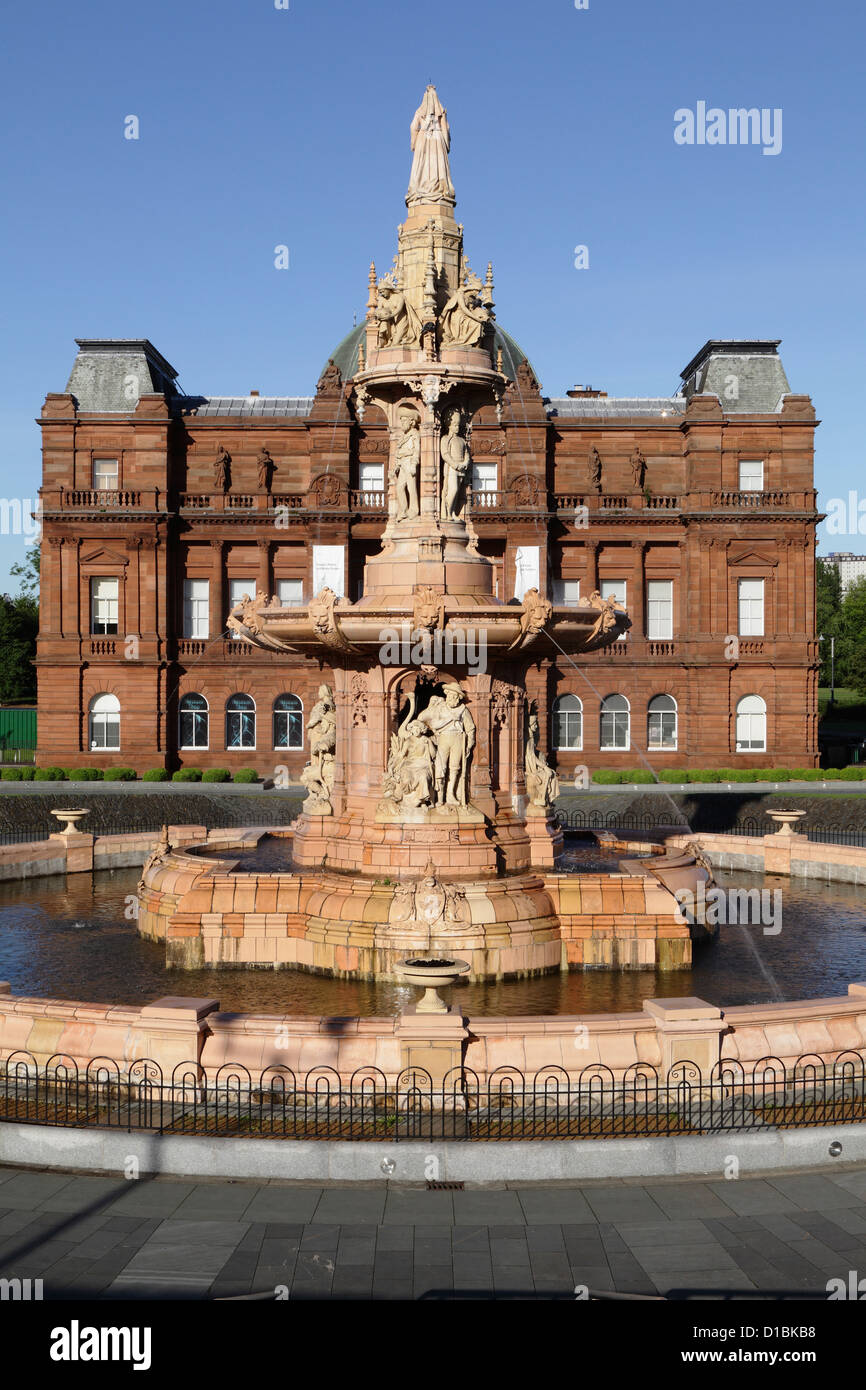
[600,708,629,749]
[472,463,498,503]
[90,577,119,635]
[646,580,673,639]
[601,579,627,640]
[277,579,304,607]
[183,579,209,639]
[551,580,581,605]
[359,462,384,492]
[229,579,253,639]
[513,546,540,602]
[92,458,118,491]
[738,578,765,636]
[312,545,345,597]
[739,459,764,491]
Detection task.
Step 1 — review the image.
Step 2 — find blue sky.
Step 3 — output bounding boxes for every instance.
[1,0,863,585]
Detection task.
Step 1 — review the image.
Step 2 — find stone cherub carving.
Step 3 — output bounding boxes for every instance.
[439,408,470,520]
[408,85,455,203]
[392,406,421,520]
[301,683,336,815]
[524,703,560,809]
[440,277,491,348]
[375,275,422,348]
[213,445,231,492]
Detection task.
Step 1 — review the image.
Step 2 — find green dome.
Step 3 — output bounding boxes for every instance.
[323,322,535,384]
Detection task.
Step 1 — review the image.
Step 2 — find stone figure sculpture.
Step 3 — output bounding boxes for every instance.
[415,684,476,808]
[408,85,455,203]
[378,683,476,814]
[524,705,560,809]
[257,447,274,491]
[213,445,231,492]
[440,280,491,347]
[375,277,422,347]
[630,446,646,491]
[588,446,602,492]
[393,406,421,520]
[587,590,627,645]
[379,719,436,812]
[440,408,470,520]
[301,683,336,815]
[390,873,469,929]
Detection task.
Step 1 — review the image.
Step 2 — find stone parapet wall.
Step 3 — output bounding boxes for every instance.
[667,832,866,883]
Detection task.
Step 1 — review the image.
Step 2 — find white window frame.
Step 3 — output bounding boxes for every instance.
[471,462,498,501]
[359,462,384,492]
[646,580,673,640]
[600,694,630,751]
[276,578,305,608]
[552,579,581,606]
[90,577,119,635]
[739,459,764,492]
[226,693,256,750]
[647,694,678,750]
[179,693,209,750]
[273,694,304,750]
[89,693,120,751]
[92,457,119,491]
[182,579,209,639]
[601,579,628,640]
[553,694,583,750]
[735,695,767,752]
[738,578,765,636]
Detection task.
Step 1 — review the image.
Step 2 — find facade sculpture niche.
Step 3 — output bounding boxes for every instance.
[300,683,336,815]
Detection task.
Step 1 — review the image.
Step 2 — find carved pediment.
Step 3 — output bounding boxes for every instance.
[728,547,778,567]
[79,546,130,567]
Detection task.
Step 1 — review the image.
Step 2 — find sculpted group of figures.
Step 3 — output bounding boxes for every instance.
[392,404,471,523]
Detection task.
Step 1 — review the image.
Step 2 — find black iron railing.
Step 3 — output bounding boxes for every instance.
[1,1053,865,1141]
[553,808,866,846]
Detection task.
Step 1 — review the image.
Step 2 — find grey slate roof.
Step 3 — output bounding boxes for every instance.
[547,397,686,418]
[680,340,790,413]
[184,396,314,418]
[66,339,178,412]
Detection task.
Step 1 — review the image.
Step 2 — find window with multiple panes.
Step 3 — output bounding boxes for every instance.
[273,694,304,749]
[359,462,384,492]
[89,694,120,750]
[277,579,304,607]
[182,580,209,639]
[601,579,627,639]
[226,694,256,749]
[739,459,764,491]
[90,577,119,635]
[736,695,767,751]
[228,579,252,638]
[647,694,677,749]
[553,694,583,749]
[92,458,118,491]
[551,580,581,605]
[471,462,498,501]
[600,694,630,750]
[646,580,673,639]
[179,693,209,749]
[738,578,765,636]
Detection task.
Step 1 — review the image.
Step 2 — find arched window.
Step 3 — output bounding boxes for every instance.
[600,694,630,750]
[647,694,677,750]
[553,694,583,750]
[89,693,120,751]
[736,694,766,752]
[273,694,303,750]
[226,693,256,750]
[179,693,209,750]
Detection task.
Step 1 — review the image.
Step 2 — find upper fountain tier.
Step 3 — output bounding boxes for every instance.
[227,87,630,657]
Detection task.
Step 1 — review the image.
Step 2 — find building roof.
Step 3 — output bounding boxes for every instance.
[679,339,790,413]
[183,396,313,418]
[324,322,533,383]
[547,397,686,418]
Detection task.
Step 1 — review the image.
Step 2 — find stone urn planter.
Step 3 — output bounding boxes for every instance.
[50,809,90,835]
[398,956,471,1014]
[766,810,807,838]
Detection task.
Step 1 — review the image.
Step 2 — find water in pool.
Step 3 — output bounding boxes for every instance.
[0,866,865,1016]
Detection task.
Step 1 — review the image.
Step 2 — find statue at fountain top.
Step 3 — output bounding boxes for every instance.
[408,85,455,203]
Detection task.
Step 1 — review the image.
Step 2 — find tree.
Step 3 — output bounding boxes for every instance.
[0,548,40,702]
[816,557,842,687]
[838,576,866,699]
[9,547,40,602]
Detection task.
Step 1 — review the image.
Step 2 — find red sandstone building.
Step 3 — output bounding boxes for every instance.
[35,334,820,776]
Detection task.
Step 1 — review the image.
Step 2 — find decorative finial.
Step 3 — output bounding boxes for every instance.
[357,341,366,371]
[366,261,377,313]
[484,261,495,309]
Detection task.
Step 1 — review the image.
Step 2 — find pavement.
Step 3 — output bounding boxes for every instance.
[3,1162,866,1300]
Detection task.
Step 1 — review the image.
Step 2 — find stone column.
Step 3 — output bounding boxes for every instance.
[631,539,646,637]
[210,540,224,638]
[643,997,725,1079]
[394,1004,468,1087]
[257,539,270,598]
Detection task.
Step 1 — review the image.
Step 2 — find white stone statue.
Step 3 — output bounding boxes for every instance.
[440,408,470,521]
[408,85,455,203]
[375,276,421,347]
[378,719,436,813]
[524,706,560,809]
[302,683,336,815]
[392,406,421,521]
[415,684,476,808]
[440,280,491,348]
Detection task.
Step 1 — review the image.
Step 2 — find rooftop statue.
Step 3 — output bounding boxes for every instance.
[408,85,455,203]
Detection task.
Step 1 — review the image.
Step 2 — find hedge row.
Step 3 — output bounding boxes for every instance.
[0,767,263,783]
[589,767,866,784]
